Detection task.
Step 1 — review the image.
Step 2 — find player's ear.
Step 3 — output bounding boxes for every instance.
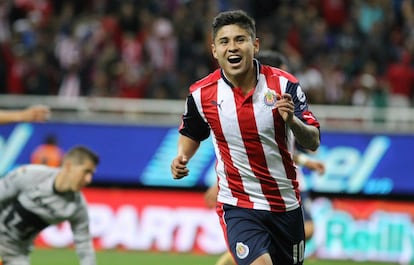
[61,159,72,172]
[254,38,259,55]
[211,44,218,59]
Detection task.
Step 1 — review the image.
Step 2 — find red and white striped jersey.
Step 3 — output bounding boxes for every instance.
[179,60,320,212]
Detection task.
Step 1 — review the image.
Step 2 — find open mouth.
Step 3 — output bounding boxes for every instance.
[228,56,242,64]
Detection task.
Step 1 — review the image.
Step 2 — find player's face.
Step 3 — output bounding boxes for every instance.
[68,159,96,191]
[212,24,259,83]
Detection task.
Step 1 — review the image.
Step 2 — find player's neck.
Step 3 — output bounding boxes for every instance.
[224,65,257,95]
[54,171,70,192]
[237,72,256,95]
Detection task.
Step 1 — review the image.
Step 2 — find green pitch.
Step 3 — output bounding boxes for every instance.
[30,248,399,265]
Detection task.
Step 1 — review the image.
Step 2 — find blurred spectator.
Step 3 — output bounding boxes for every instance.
[25,47,58,94]
[385,50,414,107]
[144,17,179,98]
[31,134,64,167]
[324,60,346,104]
[0,0,410,107]
[351,60,380,105]
[57,62,82,99]
[352,73,377,106]
[0,0,11,43]
[89,68,112,97]
[116,30,151,98]
[5,43,29,94]
[117,0,140,33]
[54,26,80,72]
[295,59,326,104]
[0,43,8,94]
[319,0,349,32]
[336,20,362,53]
[355,0,386,35]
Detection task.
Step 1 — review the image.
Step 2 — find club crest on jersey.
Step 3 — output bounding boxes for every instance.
[263,90,277,107]
[236,242,249,259]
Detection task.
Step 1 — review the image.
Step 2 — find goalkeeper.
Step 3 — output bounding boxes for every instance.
[0,146,99,265]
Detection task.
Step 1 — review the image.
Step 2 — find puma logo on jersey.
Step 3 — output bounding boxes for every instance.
[211,100,224,110]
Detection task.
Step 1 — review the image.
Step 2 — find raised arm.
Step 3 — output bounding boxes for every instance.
[276,92,320,151]
[287,115,320,151]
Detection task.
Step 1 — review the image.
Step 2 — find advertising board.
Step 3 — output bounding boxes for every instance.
[33,188,414,264]
[0,122,412,196]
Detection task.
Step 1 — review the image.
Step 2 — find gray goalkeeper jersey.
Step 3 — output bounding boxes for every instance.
[0,164,96,265]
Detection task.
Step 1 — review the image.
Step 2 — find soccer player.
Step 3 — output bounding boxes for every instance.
[0,146,100,265]
[0,105,50,124]
[171,10,320,265]
[296,153,326,241]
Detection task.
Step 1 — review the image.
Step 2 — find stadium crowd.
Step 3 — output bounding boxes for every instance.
[0,0,413,106]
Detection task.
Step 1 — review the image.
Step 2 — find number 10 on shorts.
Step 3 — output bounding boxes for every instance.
[293,240,305,264]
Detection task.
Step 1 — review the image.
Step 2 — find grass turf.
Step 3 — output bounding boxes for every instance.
[29,248,400,265]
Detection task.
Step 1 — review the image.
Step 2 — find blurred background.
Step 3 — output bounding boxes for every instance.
[0,0,413,264]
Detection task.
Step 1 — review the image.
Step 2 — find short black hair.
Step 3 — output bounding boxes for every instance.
[256,50,289,69]
[212,10,256,41]
[64,145,100,166]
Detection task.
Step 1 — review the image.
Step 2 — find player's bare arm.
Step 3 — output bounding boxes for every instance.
[0,105,50,124]
[276,93,320,151]
[171,135,200,179]
[294,153,325,175]
[204,183,219,208]
[289,118,320,151]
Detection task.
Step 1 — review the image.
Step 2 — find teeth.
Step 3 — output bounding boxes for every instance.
[228,57,242,63]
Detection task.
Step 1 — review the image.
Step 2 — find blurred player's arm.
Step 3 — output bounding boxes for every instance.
[0,105,50,124]
[70,198,97,265]
[294,153,325,175]
[204,183,218,208]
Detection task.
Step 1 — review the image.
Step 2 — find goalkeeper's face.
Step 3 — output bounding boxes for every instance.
[67,159,96,191]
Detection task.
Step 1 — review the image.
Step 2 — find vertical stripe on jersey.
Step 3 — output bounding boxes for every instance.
[234,85,287,211]
[199,80,253,208]
[264,73,301,205]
